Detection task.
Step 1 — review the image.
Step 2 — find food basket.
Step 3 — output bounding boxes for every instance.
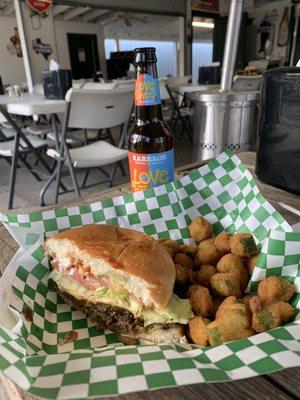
[0,150,299,399]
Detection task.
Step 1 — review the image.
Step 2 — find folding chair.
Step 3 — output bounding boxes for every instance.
[164,84,193,142]
[41,88,133,205]
[0,104,51,209]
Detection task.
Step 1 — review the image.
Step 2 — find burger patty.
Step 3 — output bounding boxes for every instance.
[51,280,179,336]
[51,280,143,335]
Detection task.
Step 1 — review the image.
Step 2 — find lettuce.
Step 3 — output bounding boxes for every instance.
[49,270,192,325]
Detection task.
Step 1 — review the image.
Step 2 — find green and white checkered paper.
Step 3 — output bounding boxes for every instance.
[0,150,299,399]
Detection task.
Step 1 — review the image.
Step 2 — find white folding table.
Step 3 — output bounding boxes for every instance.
[168,83,220,94]
[0,95,66,209]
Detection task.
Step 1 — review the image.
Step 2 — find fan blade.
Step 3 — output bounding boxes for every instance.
[132,17,147,23]
[124,16,132,26]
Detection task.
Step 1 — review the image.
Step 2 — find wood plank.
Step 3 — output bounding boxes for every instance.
[187,376,295,400]
[264,368,300,399]
[0,226,18,276]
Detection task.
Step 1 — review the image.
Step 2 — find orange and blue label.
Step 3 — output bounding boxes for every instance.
[135,74,161,106]
[128,150,174,192]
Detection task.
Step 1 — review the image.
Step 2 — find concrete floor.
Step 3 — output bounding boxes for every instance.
[0,127,193,213]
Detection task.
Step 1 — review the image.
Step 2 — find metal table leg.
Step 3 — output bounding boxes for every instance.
[50,114,60,150]
[39,113,67,206]
[7,130,20,209]
[39,165,59,206]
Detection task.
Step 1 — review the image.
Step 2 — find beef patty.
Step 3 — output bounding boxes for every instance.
[51,280,144,335]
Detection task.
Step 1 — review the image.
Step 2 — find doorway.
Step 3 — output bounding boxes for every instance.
[67,33,100,79]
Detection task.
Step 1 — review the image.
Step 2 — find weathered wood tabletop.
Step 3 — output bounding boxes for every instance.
[0,152,299,400]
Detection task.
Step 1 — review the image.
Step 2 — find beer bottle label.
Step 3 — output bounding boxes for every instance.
[135,74,161,106]
[128,149,174,192]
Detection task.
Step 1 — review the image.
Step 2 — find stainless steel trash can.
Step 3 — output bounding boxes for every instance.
[191,90,259,161]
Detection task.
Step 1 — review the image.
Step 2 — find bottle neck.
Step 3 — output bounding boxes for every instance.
[134,62,163,124]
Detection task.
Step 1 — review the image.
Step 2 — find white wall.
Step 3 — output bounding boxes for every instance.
[2,2,107,86]
[217,0,291,62]
[20,2,56,85]
[0,16,26,85]
[54,20,106,77]
[250,0,291,61]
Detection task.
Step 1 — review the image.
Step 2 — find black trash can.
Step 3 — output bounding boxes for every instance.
[256,67,300,194]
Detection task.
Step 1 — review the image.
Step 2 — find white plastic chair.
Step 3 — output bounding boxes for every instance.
[114,81,134,91]
[159,81,171,102]
[167,75,191,87]
[81,82,117,90]
[26,84,53,137]
[32,83,44,95]
[158,82,193,142]
[0,104,48,208]
[45,88,133,204]
[72,82,85,89]
[233,75,262,91]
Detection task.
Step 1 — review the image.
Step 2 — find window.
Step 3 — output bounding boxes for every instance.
[105,39,177,78]
[104,39,117,59]
[192,17,214,82]
[192,42,213,82]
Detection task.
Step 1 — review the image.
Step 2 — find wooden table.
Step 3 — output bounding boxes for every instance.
[0,152,299,400]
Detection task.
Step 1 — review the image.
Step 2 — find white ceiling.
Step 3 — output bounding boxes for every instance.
[0,0,9,8]
[0,2,213,42]
[0,2,181,40]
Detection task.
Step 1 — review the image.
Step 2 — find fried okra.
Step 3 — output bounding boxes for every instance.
[215,296,240,319]
[158,238,180,257]
[250,295,293,333]
[258,276,295,303]
[216,253,249,292]
[242,293,257,309]
[188,316,210,346]
[210,272,241,297]
[245,253,259,275]
[193,264,217,288]
[207,302,254,346]
[230,233,258,257]
[194,239,220,267]
[187,285,215,318]
[189,217,213,243]
[179,244,198,258]
[174,252,194,269]
[213,232,231,255]
[175,264,193,285]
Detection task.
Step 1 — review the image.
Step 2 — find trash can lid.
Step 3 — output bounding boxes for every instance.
[191,89,259,102]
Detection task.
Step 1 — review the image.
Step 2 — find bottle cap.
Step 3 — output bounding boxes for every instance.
[134,47,157,64]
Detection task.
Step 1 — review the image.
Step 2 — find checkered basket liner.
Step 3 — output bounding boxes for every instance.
[0,150,299,399]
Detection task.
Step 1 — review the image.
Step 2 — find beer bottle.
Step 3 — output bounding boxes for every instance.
[128,47,174,192]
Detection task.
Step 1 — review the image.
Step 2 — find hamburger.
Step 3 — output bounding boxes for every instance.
[45,224,193,343]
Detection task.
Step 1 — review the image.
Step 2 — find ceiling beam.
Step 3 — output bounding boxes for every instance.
[52,5,72,16]
[3,1,15,17]
[97,12,114,25]
[82,8,107,22]
[52,0,185,17]
[64,6,90,21]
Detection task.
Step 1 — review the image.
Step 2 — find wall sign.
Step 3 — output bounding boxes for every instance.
[32,38,52,60]
[191,0,219,13]
[26,0,52,14]
[7,28,22,58]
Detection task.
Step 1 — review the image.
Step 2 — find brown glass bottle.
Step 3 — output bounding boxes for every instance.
[128,47,174,192]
